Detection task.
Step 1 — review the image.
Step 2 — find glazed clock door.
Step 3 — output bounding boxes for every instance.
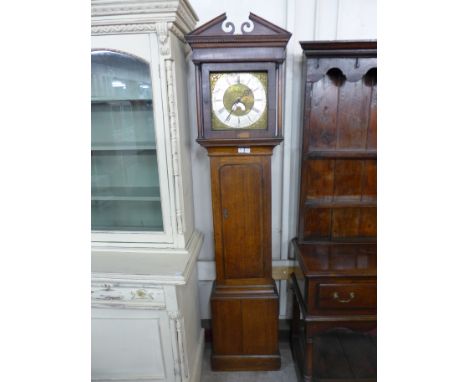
[198,62,278,143]
[91,34,173,245]
[210,72,268,130]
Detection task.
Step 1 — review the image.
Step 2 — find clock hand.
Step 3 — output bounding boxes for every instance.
[225,109,233,122]
[225,97,242,122]
[232,97,242,106]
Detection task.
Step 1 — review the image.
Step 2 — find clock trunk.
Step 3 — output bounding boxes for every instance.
[208,146,280,370]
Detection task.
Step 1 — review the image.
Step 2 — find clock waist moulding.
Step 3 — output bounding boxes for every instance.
[186,13,291,371]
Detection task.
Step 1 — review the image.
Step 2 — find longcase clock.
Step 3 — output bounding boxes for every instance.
[186,13,291,371]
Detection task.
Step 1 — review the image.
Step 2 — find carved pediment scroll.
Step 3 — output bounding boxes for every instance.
[185,12,291,48]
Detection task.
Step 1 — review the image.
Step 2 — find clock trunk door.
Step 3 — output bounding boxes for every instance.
[220,163,263,279]
[210,152,272,283]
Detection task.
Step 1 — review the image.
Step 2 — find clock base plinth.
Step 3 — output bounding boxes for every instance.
[211,353,281,371]
[210,281,280,371]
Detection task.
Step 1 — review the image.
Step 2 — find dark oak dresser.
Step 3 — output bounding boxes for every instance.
[290,41,377,382]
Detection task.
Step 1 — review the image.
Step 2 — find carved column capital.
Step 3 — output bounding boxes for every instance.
[155,21,171,56]
[167,310,182,320]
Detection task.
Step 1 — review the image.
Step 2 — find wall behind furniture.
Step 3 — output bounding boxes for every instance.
[187,0,377,319]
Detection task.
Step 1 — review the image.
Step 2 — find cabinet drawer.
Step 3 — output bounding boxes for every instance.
[317,283,376,310]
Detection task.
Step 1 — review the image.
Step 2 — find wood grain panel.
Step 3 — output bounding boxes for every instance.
[305,159,334,198]
[362,160,377,197]
[366,69,377,150]
[306,159,377,200]
[304,207,331,239]
[219,164,264,279]
[331,207,376,239]
[332,208,360,238]
[359,208,377,237]
[304,207,377,241]
[242,299,278,355]
[334,160,363,198]
[337,79,372,149]
[308,72,342,150]
[211,299,242,355]
[302,82,313,154]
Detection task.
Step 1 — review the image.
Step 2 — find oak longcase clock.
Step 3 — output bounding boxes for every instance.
[186,13,291,371]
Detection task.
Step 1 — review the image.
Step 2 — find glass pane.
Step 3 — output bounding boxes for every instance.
[92,50,153,101]
[92,100,156,148]
[92,200,163,231]
[91,50,163,232]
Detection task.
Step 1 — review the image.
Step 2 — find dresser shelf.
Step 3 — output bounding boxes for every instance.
[307,149,377,159]
[91,98,153,103]
[91,147,157,154]
[305,196,377,208]
[91,195,161,202]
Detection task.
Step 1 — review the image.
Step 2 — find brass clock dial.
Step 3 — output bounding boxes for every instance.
[210,72,268,130]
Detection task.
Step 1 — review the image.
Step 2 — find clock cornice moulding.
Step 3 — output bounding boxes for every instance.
[91,0,198,36]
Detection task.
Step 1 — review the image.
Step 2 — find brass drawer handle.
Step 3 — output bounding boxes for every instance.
[333,291,355,303]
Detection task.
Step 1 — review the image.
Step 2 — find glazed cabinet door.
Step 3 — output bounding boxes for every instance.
[91,33,173,246]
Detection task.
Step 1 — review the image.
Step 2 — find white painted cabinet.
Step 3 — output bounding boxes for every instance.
[91,1,203,381]
[91,235,204,382]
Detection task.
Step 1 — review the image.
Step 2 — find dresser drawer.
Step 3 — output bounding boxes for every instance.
[317,283,376,310]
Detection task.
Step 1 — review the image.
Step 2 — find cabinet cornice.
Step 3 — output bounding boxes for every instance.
[91,0,198,37]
